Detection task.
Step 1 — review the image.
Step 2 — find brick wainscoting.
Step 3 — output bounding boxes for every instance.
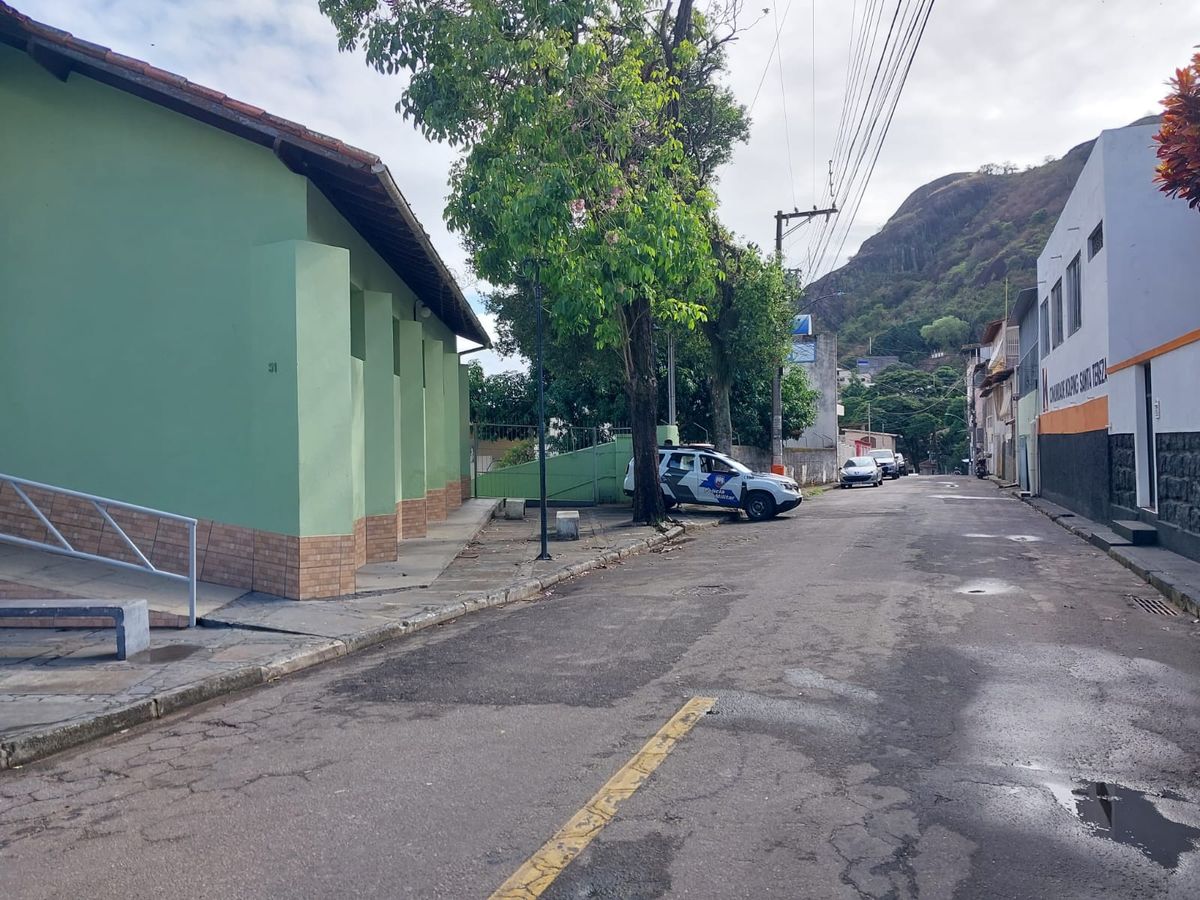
[460,476,472,502]
[0,482,364,601]
[426,486,447,523]
[446,480,463,511]
[398,498,427,539]
[364,513,398,563]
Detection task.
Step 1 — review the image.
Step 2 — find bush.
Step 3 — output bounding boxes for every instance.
[496,437,537,468]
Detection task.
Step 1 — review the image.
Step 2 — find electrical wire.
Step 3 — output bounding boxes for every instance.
[817,0,934,278]
[775,3,799,210]
[803,0,935,280]
[748,0,795,114]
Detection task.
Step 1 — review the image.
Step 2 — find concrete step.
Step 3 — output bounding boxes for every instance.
[1112,519,1158,546]
[1082,526,1133,552]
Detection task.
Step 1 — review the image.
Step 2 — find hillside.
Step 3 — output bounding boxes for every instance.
[809,118,1160,364]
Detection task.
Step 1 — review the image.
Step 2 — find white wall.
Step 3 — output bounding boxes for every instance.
[1037,138,1109,418]
[1107,368,1138,435]
[1104,126,1200,366]
[1152,340,1200,433]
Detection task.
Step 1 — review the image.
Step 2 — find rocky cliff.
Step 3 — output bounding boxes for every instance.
[809,118,1160,363]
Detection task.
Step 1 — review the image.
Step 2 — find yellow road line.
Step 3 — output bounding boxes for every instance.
[489,695,717,900]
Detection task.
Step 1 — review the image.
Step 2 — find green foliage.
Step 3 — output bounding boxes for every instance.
[322,0,715,344]
[496,437,537,469]
[320,0,745,523]
[810,146,1096,359]
[920,315,970,351]
[840,365,966,471]
[467,361,539,425]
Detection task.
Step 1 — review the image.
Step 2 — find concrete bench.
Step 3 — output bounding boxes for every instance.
[555,510,580,541]
[503,498,527,520]
[0,599,150,660]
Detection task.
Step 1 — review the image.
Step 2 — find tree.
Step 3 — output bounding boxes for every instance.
[838,365,966,471]
[321,0,727,525]
[701,238,792,453]
[920,315,970,351]
[1154,50,1200,209]
[467,362,539,425]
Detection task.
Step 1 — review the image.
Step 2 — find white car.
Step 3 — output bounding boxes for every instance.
[623,446,802,521]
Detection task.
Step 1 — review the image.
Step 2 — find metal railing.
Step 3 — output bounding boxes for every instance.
[0,474,198,626]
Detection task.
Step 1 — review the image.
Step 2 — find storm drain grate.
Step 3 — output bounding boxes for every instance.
[1127,594,1179,617]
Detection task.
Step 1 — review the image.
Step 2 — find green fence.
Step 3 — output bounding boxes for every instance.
[473,431,632,504]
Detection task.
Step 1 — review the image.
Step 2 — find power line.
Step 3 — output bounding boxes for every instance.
[805,0,935,280]
[818,0,934,278]
[748,0,794,114]
[775,3,799,209]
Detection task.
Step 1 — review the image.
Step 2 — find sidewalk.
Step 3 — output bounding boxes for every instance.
[0,505,726,769]
[1017,493,1200,618]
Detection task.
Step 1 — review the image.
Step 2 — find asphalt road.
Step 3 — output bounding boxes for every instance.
[4,476,1200,899]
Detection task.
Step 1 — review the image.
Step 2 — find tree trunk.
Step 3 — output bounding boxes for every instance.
[710,374,733,455]
[624,297,665,525]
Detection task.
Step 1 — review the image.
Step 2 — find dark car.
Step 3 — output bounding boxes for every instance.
[868,448,900,480]
[894,452,909,476]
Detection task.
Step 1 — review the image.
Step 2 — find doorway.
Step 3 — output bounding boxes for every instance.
[1142,363,1156,511]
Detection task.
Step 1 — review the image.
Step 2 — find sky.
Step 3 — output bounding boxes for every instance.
[18,0,1200,373]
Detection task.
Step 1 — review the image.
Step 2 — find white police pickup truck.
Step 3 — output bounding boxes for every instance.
[623,445,802,520]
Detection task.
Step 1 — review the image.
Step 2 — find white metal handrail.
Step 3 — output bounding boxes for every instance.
[0,473,197,627]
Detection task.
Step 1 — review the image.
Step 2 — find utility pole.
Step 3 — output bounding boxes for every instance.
[667,331,676,431]
[533,272,551,561]
[772,205,837,474]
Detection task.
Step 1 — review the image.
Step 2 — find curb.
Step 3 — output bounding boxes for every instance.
[1016,492,1200,618]
[0,517,714,771]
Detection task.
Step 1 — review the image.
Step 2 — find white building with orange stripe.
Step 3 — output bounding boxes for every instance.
[1036,120,1200,560]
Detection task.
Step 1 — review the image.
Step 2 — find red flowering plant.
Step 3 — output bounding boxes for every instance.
[1154,50,1200,209]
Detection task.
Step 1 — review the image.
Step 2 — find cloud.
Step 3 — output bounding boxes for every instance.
[24,0,1200,302]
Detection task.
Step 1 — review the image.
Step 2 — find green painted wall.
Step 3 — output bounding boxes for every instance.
[0,46,309,531]
[0,46,473,538]
[423,340,446,491]
[442,352,461,495]
[294,242,354,535]
[363,291,397,516]
[459,364,472,483]
[394,321,426,501]
[474,437,633,504]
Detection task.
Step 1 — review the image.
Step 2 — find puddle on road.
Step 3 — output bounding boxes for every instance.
[955,579,1015,596]
[1045,778,1200,868]
[963,533,1043,542]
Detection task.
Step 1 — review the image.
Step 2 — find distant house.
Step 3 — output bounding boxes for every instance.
[1010,288,1040,492]
[972,318,1019,481]
[0,5,490,598]
[840,429,897,459]
[1036,121,1200,560]
[787,332,838,450]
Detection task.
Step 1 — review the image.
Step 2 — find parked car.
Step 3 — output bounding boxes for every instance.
[894,452,909,476]
[840,456,883,488]
[868,448,900,479]
[623,446,802,521]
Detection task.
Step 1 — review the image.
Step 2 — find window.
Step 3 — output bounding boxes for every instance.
[665,453,695,473]
[700,455,736,474]
[1088,221,1103,259]
[1051,279,1064,347]
[1039,299,1050,358]
[1066,254,1082,336]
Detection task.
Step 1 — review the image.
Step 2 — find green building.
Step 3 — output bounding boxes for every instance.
[0,5,487,599]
